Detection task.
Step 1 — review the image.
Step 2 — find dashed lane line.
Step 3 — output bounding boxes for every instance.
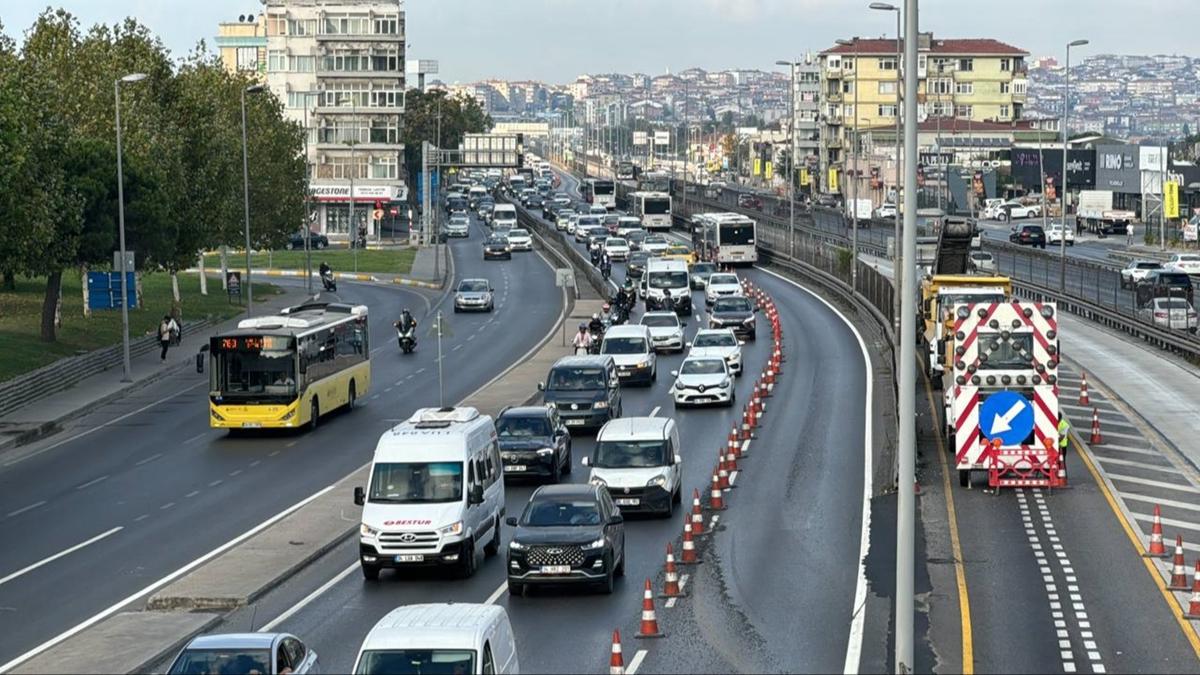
[74,475,109,491]
[259,561,358,633]
[5,501,46,519]
[0,527,124,587]
[484,581,507,606]
[1105,473,1200,493]
[134,453,163,467]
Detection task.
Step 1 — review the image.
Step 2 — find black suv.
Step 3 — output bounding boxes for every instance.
[1008,223,1046,248]
[286,231,329,250]
[709,295,757,339]
[1136,270,1194,307]
[505,484,626,595]
[539,355,622,431]
[496,406,572,482]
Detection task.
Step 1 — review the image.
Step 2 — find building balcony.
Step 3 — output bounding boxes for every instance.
[824,114,844,126]
[314,31,404,43]
[315,68,403,79]
[826,138,844,149]
[826,91,843,103]
[313,104,404,116]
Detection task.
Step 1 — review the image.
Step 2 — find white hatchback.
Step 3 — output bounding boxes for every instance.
[1165,253,1200,275]
[604,237,631,261]
[1046,223,1075,246]
[687,328,744,375]
[640,311,685,353]
[704,273,742,307]
[671,357,734,407]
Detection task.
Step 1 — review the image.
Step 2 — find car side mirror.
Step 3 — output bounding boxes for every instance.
[505,516,518,527]
[738,340,746,346]
[353,487,365,506]
[469,484,485,505]
[581,456,590,467]
[670,370,679,378]
[609,513,624,525]
[674,454,683,465]
[537,382,545,391]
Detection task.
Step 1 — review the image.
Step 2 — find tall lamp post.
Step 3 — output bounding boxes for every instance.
[298,90,319,294]
[114,72,147,382]
[241,83,267,317]
[1060,39,1088,292]
[776,59,798,256]
[871,1,902,337]
[835,40,863,290]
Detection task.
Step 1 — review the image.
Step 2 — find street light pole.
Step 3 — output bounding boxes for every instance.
[300,91,318,294]
[241,83,266,318]
[872,1,902,340]
[114,73,147,383]
[1061,39,1088,292]
[777,59,798,256]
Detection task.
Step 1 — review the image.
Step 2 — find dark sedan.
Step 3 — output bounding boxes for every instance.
[484,235,512,260]
[506,484,625,596]
[708,295,757,339]
[286,231,328,250]
[496,406,572,482]
[626,251,650,278]
[1008,223,1047,249]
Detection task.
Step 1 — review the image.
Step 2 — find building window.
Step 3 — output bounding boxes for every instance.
[323,15,371,35]
[267,50,285,72]
[1014,80,1027,95]
[844,104,854,119]
[325,206,367,235]
[877,104,897,117]
[843,81,852,94]
[1000,82,1010,94]
[374,16,399,35]
[287,92,313,109]
[878,81,896,95]
[927,101,951,117]
[290,55,314,72]
[955,81,973,95]
[958,58,974,72]
[918,55,927,71]
[266,15,286,36]
[955,104,973,118]
[929,78,952,95]
[1000,58,1011,71]
[844,57,854,71]
[288,19,316,36]
[999,104,1010,118]
[370,155,398,179]
[235,47,258,72]
[368,118,399,144]
[878,57,897,71]
[932,58,952,74]
[315,156,367,180]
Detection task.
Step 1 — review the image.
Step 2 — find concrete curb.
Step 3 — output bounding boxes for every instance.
[184,268,443,290]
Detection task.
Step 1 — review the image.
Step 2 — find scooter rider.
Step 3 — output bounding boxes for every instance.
[394,309,418,347]
[572,323,593,354]
[599,303,613,326]
[599,251,612,279]
[588,312,605,336]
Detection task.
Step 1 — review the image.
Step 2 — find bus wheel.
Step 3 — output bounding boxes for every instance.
[309,399,320,431]
[348,382,357,410]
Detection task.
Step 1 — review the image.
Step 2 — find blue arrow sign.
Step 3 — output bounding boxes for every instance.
[980,390,1034,446]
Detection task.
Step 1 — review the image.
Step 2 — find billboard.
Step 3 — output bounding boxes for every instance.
[653,131,671,147]
[1010,148,1095,191]
[1095,144,1141,193]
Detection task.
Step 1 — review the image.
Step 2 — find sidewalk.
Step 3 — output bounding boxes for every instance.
[0,287,304,454]
[189,247,445,290]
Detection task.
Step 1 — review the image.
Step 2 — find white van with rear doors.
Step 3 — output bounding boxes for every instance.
[583,416,683,517]
[352,603,518,674]
[492,203,518,230]
[354,407,505,580]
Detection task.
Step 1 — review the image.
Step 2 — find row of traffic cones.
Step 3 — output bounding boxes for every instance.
[1145,505,1200,620]
[609,282,785,667]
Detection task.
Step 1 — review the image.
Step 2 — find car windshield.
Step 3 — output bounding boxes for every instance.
[1159,273,1191,285]
[1177,255,1200,262]
[522,498,602,526]
[578,217,601,227]
[607,238,628,247]
[641,314,679,328]
[648,271,688,289]
[978,335,1035,370]
[486,237,508,245]
[168,648,272,675]
[355,650,475,675]
[713,297,752,313]
[509,229,529,238]
[592,439,669,468]
[368,462,463,504]
[681,359,726,375]
[602,337,648,354]
[645,236,667,245]
[939,293,1007,321]
[497,415,551,438]
[547,367,606,390]
[709,274,738,286]
[213,347,297,399]
[458,280,488,292]
[690,263,716,275]
[693,332,737,347]
[1134,262,1162,270]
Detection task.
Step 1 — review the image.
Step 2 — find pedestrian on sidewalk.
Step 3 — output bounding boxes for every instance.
[158,315,178,361]
[1126,222,1134,247]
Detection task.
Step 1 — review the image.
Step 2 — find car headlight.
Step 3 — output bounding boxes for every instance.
[545,401,557,409]
[360,524,379,537]
[590,476,608,488]
[438,521,464,536]
[536,447,555,456]
[582,537,607,550]
[646,475,668,488]
[509,540,528,551]
[636,359,651,368]
[593,401,609,409]
[743,316,755,325]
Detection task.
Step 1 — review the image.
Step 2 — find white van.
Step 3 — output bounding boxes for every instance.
[352,603,519,674]
[599,324,656,386]
[583,417,682,517]
[644,258,693,315]
[492,204,518,230]
[354,407,505,580]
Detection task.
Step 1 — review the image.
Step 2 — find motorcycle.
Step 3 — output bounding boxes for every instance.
[590,248,602,266]
[600,260,612,280]
[395,323,417,354]
[320,271,337,292]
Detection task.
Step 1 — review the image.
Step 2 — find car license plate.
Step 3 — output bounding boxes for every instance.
[540,565,571,575]
[618,369,631,376]
[505,465,526,472]
[395,554,423,563]
[241,422,262,428]
[615,498,640,506]
[565,419,585,426]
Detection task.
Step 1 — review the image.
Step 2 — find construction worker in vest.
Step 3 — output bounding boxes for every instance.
[1057,414,1071,459]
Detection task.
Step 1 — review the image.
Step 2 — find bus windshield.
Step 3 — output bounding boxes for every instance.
[212,348,297,400]
[593,181,615,195]
[719,223,755,245]
[644,198,670,214]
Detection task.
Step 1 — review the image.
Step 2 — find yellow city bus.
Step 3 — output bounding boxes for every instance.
[208,302,371,431]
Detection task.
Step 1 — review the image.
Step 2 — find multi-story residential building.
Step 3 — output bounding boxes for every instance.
[785,54,821,177]
[215,14,268,77]
[817,33,1028,192]
[261,0,406,240]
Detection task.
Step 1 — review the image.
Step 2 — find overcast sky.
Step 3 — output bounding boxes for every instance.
[3,0,1198,82]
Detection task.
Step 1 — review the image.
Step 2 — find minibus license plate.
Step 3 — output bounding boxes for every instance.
[505,465,526,472]
[540,565,571,575]
[395,554,423,563]
[615,498,640,506]
[565,419,585,426]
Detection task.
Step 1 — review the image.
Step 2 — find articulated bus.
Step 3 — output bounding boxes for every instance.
[631,191,673,231]
[692,212,758,266]
[582,178,616,210]
[208,302,370,431]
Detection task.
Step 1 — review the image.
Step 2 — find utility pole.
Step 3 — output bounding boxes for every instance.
[1061,39,1088,290]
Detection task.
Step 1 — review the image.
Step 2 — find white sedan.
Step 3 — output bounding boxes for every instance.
[1136,297,1198,332]
[506,228,533,251]
[1165,253,1200,275]
[687,328,744,375]
[1046,223,1075,246]
[603,237,631,261]
[672,356,735,407]
[1120,260,1163,289]
[704,273,742,307]
[640,311,685,353]
[996,201,1041,221]
[643,236,670,255]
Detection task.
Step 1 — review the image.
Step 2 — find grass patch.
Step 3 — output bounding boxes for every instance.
[0,272,280,383]
[201,248,417,276]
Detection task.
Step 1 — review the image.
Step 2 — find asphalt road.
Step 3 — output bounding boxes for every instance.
[0,214,562,667]
[215,170,876,674]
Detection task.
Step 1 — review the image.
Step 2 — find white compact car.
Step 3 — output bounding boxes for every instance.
[616,217,643,236]
[704,273,742,307]
[1120,260,1163,289]
[671,356,734,407]
[603,237,631,261]
[506,228,533,251]
[997,200,1041,221]
[640,311,685,353]
[1046,223,1075,246]
[352,603,519,674]
[642,235,669,255]
[687,328,743,375]
[599,324,657,385]
[583,417,682,517]
[1165,253,1200,275]
[446,215,471,238]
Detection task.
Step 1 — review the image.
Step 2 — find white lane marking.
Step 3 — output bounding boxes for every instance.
[1091,455,1178,473]
[182,432,209,446]
[1105,473,1200,493]
[649,406,661,418]
[626,649,648,675]
[160,502,175,511]
[0,485,336,673]
[269,450,281,457]
[74,475,109,491]
[134,453,163,467]
[133,514,149,523]
[755,267,874,675]
[249,460,261,468]
[1122,493,1200,512]
[229,469,243,477]
[452,344,463,352]
[259,561,359,633]
[484,581,508,605]
[6,501,47,518]
[0,527,123,587]
[185,491,200,499]
[1091,443,1161,457]
[415,368,427,374]
[3,382,206,467]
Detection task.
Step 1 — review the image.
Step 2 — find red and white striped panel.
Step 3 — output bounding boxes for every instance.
[953,385,982,469]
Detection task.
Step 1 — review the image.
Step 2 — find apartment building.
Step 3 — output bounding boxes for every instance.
[786,54,821,178]
[260,0,407,240]
[817,33,1028,192]
[215,15,268,77]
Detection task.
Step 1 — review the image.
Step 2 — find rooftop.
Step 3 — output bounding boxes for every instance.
[822,37,1027,56]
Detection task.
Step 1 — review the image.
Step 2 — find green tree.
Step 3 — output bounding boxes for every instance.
[401,89,492,197]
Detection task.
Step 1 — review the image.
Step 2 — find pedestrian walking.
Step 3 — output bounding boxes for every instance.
[1126,222,1134,247]
[159,315,178,361]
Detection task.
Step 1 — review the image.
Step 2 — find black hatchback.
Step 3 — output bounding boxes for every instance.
[1009,223,1046,248]
[496,406,572,482]
[505,484,626,595]
[484,235,512,260]
[708,295,757,339]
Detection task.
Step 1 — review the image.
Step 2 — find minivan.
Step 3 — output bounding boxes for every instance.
[538,355,622,431]
[583,417,683,517]
[354,407,505,580]
[644,258,693,315]
[599,324,657,385]
[352,603,518,674]
[492,204,518,230]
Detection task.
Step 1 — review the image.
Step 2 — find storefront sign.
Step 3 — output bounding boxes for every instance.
[309,184,404,202]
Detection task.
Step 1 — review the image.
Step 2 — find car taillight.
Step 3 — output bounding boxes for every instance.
[1154,311,1168,319]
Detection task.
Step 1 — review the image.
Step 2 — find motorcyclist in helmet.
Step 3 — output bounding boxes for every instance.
[318,261,332,278]
[394,308,417,334]
[572,322,593,354]
[588,312,605,335]
[599,303,613,325]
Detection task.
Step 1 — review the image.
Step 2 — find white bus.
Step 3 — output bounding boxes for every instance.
[583,178,616,210]
[693,212,758,266]
[631,191,672,232]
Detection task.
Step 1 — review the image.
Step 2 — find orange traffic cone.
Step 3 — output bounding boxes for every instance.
[1090,408,1103,445]
[1169,535,1190,590]
[716,450,730,490]
[680,522,700,564]
[1188,561,1200,620]
[1146,504,1169,558]
[710,471,727,510]
[728,429,741,459]
[725,445,739,477]
[636,579,664,638]
[691,489,706,536]
[660,544,686,598]
[1079,372,1090,406]
[609,630,625,675]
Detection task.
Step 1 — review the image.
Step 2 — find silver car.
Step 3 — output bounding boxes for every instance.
[446,215,471,238]
[167,633,318,674]
[641,311,685,353]
[454,278,495,312]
